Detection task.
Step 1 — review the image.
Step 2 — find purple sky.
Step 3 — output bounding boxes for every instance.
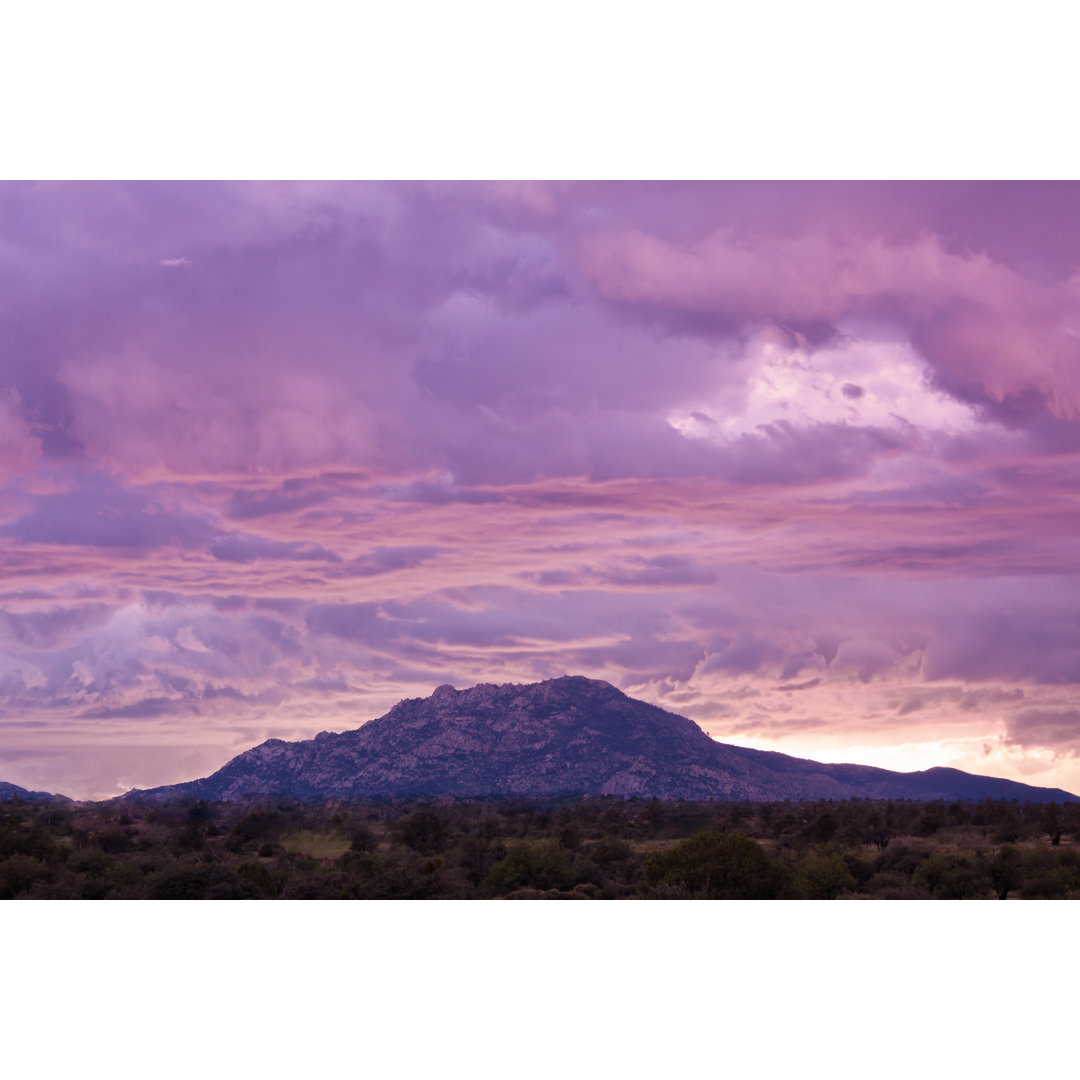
[3,181,1080,799]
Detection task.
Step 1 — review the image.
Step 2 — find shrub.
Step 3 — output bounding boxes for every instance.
[643,831,787,899]
[487,840,575,893]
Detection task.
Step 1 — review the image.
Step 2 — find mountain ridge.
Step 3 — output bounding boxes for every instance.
[117,675,1080,804]
[0,781,73,804]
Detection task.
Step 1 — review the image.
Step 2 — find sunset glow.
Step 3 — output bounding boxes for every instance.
[4,181,1080,799]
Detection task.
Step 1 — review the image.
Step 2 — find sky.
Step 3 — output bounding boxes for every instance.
[3,180,1080,799]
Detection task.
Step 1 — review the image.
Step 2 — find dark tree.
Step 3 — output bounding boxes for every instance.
[643,832,788,900]
[1041,803,1063,846]
[796,851,858,900]
[486,840,575,893]
[392,809,446,855]
[990,845,1023,900]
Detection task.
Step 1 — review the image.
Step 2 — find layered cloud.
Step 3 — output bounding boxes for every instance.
[3,181,1080,797]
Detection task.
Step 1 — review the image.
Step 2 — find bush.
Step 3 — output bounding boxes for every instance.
[643,832,788,899]
[487,840,575,893]
[392,810,446,856]
[795,851,857,899]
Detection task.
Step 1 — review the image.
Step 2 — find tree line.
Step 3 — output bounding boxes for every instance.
[3,793,1080,899]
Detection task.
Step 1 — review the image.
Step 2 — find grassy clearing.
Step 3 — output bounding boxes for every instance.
[279,830,351,859]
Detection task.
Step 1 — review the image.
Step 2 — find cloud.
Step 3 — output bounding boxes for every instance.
[347,546,446,576]
[83,696,192,720]
[777,677,822,692]
[305,601,384,643]
[832,637,901,683]
[225,480,335,519]
[175,626,210,653]
[701,634,782,675]
[375,478,505,505]
[714,421,911,485]
[0,390,41,479]
[208,533,341,563]
[578,221,1080,428]
[5,183,1080,797]
[924,610,1080,684]
[4,473,213,549]
[1005,709,1080,754]
[1,604,114,650]
[598,555,717,587]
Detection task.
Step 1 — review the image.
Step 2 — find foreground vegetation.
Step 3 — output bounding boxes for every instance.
[4,794,1080,899]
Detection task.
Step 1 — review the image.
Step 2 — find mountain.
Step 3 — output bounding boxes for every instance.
[0,781,72,803]
[120,675,1079,803]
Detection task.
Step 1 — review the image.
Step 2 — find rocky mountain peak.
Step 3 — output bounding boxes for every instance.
[120,675,1080,805]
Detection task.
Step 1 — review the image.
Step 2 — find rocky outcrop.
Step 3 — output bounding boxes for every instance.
[122,675,1080,803]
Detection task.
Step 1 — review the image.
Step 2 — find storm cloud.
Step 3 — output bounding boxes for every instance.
[4,182,1080,797]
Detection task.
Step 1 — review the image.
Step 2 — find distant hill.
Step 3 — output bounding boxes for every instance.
[121,676,1080,804]
[0,781,72,803]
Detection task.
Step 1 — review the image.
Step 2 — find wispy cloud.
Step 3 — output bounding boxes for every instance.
[2,181,1080,797]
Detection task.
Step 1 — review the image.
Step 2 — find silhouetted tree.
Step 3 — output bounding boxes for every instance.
[1041,804,1063,846]
[990,845,1023,900]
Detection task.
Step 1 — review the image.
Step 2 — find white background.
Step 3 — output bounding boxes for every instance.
[3,2,1078,1076]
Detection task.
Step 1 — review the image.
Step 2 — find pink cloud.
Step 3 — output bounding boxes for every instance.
[578,224,1080,425]
[2,182,1080,798]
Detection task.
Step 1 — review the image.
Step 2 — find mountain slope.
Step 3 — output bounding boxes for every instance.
[0,781,72,803]
[123,676,1079,803]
